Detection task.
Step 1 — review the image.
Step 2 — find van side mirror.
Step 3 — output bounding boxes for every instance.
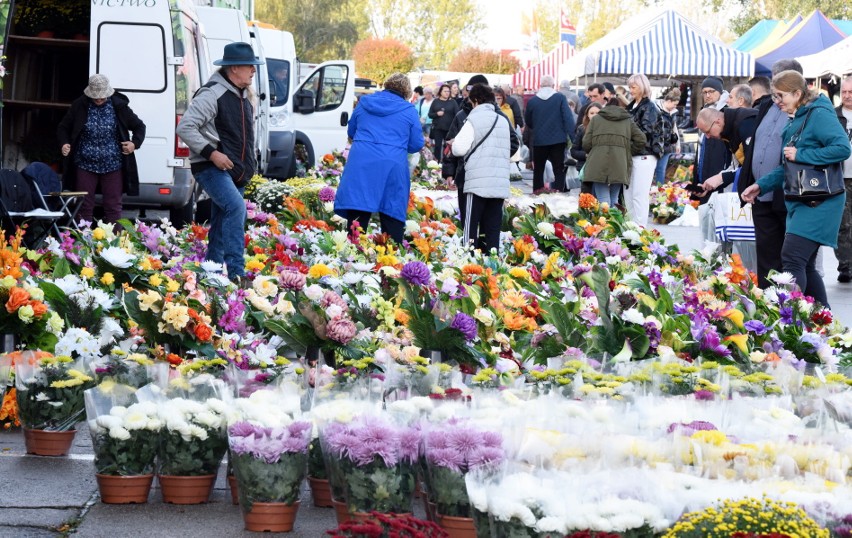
[294,89,315,114]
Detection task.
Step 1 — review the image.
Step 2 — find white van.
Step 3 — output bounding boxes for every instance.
[252,25,355,179]
[0,0,206,226]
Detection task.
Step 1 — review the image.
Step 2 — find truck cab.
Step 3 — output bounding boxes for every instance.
[0,0,205,226]
[253,25,355,179]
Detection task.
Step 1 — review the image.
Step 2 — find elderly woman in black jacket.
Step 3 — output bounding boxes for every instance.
[58,74,146,224]
[625,73,663,226]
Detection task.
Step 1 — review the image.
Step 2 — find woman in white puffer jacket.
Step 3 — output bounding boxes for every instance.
[452,84,512,253]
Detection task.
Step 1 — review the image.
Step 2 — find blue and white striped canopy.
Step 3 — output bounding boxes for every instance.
[563,9,754,80]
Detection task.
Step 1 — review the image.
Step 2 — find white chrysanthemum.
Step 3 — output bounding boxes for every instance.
[96,415,123,431]
[252,276,278,298]
[325,304,343,319]
[342,272,362,285]
[621,308,645,325]
[200,261,225,274]
[35,392,49,402]
[194,411,222,429]
[247,292,274,315]
[100,246,136,268]
[536,222,555,237]
[622,230,642,244]
[304,284,324,301]
[122,410,150,431]
[109,426,132,441]
[769,272,796,285]
[51,274,86,296]
[405,220,420,234]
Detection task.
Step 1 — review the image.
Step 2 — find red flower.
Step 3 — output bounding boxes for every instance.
[811,309,832,326]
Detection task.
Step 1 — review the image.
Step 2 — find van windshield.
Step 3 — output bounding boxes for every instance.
[268,58,289,107]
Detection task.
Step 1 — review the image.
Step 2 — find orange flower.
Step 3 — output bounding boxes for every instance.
[0,388,20,429]
[578,192,599,210]
[5,287,30,313]
[462,264,484,276]
[501,289,528,309]
[322,153,335,164]
[502,311,536,332]
[166,353,183,366]
[29,301,48,317]
[284,197,307,217]
[394,309,410,325]
[190,224,208,241]
[194,324,213,342]
[412,237,437,259]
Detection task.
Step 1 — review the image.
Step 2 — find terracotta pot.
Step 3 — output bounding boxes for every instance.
[158,474,216,504]
[228,474,239,505]
[243,501,299,532]
[96,474,153,504]
[23,428,76,456]
[438,514,477,538]
[332,499,351,524]
[351,512,412,523]
[308,477,333,508]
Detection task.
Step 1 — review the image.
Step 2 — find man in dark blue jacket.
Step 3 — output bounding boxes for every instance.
[524,75,575,194]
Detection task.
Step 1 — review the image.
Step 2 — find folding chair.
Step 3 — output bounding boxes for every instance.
[21,163,85,238]
[0,169,63,249]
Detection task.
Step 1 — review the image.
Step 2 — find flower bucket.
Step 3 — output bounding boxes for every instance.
[308,477,333,508]
[23,428,76,456]
[228,474,239,505]
[243,501,300,532]
[332,499,351,524]
[438,514,477,538]
[96,474,153,504]
[158,474,216,504]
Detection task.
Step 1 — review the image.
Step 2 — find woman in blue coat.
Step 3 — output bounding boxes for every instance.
[742,70,852,306]
[334,73,424,242]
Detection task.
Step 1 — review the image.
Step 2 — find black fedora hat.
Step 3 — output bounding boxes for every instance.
[213,42,264,66]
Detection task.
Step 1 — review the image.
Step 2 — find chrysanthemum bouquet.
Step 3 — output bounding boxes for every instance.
[321,415,419,514]
[228,420,311,508]
[424,421,504,518]
[396,261,479,369]
[123,287,216,358]
[85,387,160,476]
[15,355,94,430]
[663,497,828,538]
[156,384,229,476]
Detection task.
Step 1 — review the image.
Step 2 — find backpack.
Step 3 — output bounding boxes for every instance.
[0,169,34,213]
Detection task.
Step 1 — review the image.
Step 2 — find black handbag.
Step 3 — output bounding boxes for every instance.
[783,108,845,204]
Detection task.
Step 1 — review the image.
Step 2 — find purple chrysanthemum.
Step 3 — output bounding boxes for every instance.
[426,447,464,473]
[744,320,768,335]
[398,427,421,464]
[467,446,504,469]
[326,317,357,344]
[450,312,478,341]
[401,261,431,286]
[318,186,336,202]
[279,270,306,291]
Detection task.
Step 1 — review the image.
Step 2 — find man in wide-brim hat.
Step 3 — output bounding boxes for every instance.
[177,42,264,286]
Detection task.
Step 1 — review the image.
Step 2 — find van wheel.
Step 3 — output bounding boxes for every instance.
[170,188,197,228]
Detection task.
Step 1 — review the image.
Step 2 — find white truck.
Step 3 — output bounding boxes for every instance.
[0,0,207,225]
[252,24,355,179]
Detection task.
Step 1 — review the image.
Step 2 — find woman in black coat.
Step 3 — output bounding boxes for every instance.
[57,74,146,224]
[428,84,459,162]
[571,102,603,174]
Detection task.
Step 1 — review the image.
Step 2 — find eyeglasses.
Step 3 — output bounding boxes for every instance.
[699,118,719,135]
[772,92,787,102]
[701,89,719,96]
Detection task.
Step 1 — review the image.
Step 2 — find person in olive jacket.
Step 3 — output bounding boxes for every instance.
[57,74,146,224]
[582,99,646,207]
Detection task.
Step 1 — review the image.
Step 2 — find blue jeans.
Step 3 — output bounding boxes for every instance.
[195,167,246,279]
[592,183,622,207]
[654,152,672,184]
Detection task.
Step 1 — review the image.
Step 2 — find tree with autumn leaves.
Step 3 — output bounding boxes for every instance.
[352,38,415,85]
[448,47,520,75]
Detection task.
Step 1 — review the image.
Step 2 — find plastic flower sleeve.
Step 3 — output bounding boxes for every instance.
[84,383,159,476]
[320,413,417,514]
[227,380,311,510]
[15,355,94,431]
[155,373,229,477]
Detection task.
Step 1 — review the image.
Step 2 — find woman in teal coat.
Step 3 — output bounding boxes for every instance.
[334,73,424,242]
[742,70,852,306]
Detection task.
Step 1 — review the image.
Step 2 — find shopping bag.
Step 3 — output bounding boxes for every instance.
[714,192,755,242]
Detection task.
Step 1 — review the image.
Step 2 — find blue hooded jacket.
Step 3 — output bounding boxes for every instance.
[334,90,424,223]
[757,94,852,248]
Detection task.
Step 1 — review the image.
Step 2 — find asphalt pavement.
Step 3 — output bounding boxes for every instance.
[1,183,851,536]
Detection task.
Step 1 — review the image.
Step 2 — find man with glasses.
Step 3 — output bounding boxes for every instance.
[692,77,732,247]
[833,77,852,282]
[735,59,805,287]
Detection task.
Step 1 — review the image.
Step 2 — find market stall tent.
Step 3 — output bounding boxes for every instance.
[560,8,753,81]
[753,10,845,76]
[730,19,783,52]
[511,42,575,91]
[797,34,852,78]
